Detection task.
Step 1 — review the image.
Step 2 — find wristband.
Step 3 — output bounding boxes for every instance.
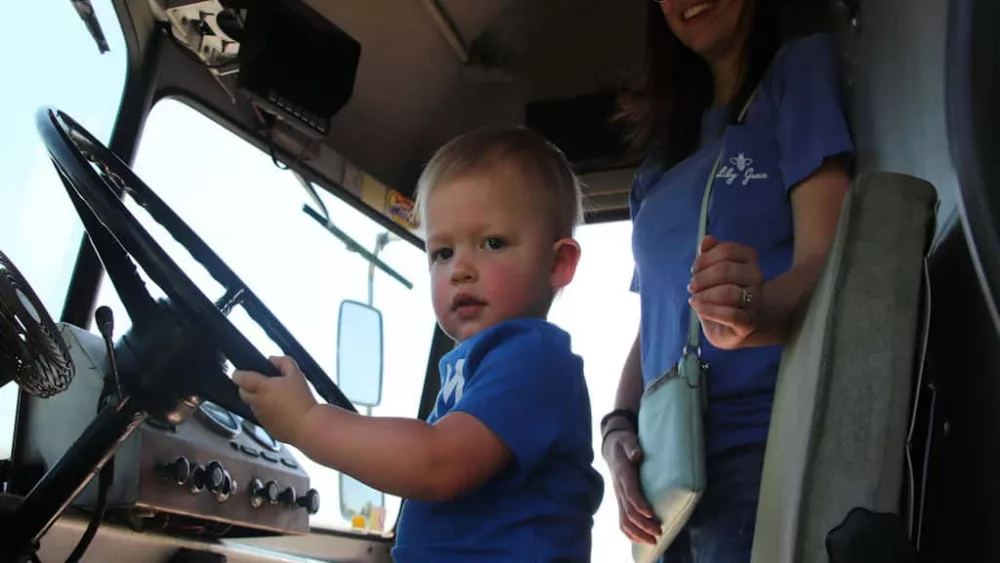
[601,426,633,451]
[600,408,638,433]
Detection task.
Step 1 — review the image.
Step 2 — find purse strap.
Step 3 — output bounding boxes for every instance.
[685,87,763,357]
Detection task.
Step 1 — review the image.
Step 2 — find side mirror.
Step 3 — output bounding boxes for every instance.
[336,300,383,408]
[339,474,386,532]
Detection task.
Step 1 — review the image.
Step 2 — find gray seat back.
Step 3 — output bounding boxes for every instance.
[751,171,938,563]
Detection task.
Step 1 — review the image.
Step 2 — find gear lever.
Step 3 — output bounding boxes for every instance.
[94,305,120,400]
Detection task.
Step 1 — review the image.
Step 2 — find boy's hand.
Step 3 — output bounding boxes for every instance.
[232,356,318,446]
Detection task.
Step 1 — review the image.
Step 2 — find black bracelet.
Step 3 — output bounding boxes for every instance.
[601,426,633,451]
[600,408,638,433]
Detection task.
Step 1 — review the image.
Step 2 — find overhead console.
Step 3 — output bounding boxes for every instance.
[151,0,361,140]
[526,91,640,175]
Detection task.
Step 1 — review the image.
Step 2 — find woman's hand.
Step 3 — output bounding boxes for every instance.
[688,235,765,350]
[233,355,318,445]
[602,428,661,545]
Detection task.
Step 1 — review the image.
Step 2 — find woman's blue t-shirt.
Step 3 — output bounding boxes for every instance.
[393,318,604,562]
[629,34,855,456]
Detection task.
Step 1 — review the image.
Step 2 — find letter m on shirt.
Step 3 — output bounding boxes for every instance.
[430,359,466,421]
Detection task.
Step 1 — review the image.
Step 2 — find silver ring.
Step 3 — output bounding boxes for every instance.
[740,287,753,308]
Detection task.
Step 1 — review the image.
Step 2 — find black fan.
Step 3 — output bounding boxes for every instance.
[0,250,73,397]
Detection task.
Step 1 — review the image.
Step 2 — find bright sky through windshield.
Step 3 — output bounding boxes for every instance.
[0,0,127,455]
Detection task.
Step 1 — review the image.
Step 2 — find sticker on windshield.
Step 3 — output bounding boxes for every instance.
[386,189,420,231]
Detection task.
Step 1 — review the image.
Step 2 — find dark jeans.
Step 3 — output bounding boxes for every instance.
[661,442,767,563]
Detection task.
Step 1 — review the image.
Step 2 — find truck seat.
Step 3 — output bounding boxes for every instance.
[751,172,937,562]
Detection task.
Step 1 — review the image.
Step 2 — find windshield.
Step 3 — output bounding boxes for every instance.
[93,99,436,530]
[0,0,127,462]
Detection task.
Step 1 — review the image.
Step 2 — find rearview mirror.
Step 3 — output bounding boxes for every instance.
[336,300,383,408]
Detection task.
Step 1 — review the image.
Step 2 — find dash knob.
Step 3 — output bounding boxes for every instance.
[156,456,191,486]
[297,488,320,515]
[278,486,297,507]
[250,479,279,508]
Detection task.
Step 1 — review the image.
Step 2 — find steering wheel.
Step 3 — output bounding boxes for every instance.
[37,107,356,422]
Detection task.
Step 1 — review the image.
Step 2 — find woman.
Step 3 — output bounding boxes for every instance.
[601,0,854,561]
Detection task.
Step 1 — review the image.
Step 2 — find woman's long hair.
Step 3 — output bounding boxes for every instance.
[617,0,782,165]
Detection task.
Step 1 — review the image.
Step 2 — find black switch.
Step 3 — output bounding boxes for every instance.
[297,489,320,515]
[157,456,190,486]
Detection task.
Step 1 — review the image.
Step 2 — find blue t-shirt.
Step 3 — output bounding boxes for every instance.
[392,318,604,562]
[629,34,855,456]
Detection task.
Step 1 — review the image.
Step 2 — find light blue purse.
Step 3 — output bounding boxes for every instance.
[631,88,761,563]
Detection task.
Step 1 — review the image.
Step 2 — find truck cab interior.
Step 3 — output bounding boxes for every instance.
[0,0,998,562]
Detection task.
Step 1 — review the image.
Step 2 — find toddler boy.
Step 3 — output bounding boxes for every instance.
[234,125,604,562]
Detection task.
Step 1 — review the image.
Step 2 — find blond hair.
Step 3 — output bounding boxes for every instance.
[414,125,585,238]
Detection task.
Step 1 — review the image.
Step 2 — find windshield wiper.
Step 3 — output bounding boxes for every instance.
[70,0,110,54]
[302,205,413,290]
[294,173,413,291]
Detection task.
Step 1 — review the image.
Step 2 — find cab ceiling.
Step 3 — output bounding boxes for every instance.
[306,0,647,207]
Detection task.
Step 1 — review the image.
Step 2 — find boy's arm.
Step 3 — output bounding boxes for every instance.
[236,325,569,504]
[234,356,513,502]
[294,406,512,502]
